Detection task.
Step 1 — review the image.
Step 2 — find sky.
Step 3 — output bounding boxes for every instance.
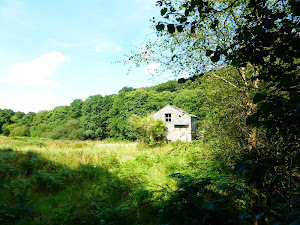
[0,0,175,113]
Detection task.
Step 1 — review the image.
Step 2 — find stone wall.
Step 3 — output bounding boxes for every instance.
[153,105,194,142]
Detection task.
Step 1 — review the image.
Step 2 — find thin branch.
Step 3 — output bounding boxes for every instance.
[211,71,240,89]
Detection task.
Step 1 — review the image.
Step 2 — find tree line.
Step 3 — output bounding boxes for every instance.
[0,69,246,146]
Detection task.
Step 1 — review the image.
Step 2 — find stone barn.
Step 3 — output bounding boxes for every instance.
[153,105,198,142]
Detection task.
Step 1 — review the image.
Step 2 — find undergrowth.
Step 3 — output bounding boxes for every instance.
[0,136,247,225]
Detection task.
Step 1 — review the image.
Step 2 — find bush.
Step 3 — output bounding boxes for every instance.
[30,124,51,137]
[3,124,17,136]
[48,125,69,139]
[158,175,240,225]
[129,114,167,145]
[9,125,30,137]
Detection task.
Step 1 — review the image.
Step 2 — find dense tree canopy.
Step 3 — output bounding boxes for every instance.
[148,0,300,224]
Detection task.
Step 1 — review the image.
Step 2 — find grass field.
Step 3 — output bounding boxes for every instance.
[0,136,235,225]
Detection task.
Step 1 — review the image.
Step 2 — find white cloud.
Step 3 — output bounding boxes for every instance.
[144,62,160,74]
[0,52,70,88]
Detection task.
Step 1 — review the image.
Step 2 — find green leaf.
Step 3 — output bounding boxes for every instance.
[206,50,213,56]
[234,160,251,173]
[156,23,165,31]
[260,103,273,113]
[176,25,183,32]
[191,0,203,7]
[191,25,195,33]
[167,24,175,33]
[210,20,219,30]
[185,9,190,16]
[289,91,300,102]
[246,113,259,126]
[211,54,220,62]
[270,54,276,63]
[161,8,167,16]
[156,0,163,6]
[191,0,196,7]
[177,16,187,23]
[253,93,265,104]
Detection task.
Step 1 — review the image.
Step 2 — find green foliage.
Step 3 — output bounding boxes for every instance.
[129,114,167,144]
[0,0,297,223]
[151,119,167,143]
[17,112,36,127]
[0,109,15,134]
[30,123,51,138]
[1,137,230,225]
[10,112,25,124]
[10,125,30,137]
[81,94,114,140]
[118,86,135,93]
[0,72,233,142]
[69,99,83,119]
[152,0,300,224]
[3,124,16,136]
[158,176,241,225]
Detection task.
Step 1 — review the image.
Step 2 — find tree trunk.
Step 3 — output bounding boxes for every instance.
[239,66,259,225]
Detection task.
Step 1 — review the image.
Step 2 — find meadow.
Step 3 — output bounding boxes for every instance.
[0,136,240,225]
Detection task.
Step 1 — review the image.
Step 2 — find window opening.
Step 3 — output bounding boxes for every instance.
[165,113,171,122]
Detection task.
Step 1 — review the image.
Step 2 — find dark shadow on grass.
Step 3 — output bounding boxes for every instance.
[0,144,247,225]
[0,148,157,225]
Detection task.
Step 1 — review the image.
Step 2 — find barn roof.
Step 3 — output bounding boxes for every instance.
[156,104,197,118]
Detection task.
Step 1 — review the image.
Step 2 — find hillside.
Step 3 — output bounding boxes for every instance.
[0,67,245,148]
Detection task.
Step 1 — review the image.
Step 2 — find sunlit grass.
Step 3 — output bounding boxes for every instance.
[0,135,215,225]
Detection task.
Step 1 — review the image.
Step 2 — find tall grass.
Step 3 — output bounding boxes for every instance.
[0,136,237,225]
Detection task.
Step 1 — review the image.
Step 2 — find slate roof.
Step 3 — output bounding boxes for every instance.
[156,104,197,118]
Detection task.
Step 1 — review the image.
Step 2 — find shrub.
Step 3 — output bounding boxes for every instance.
[3,124,17,136]
[158,175,240,225]
[9,125,30,137]
[129,114,167,145]
[30,124,51,137]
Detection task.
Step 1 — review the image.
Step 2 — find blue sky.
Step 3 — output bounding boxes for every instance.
[0,0,174,113]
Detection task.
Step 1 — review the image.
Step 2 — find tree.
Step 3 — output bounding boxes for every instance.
[128,0,264,151]
[129,114,167,144]
[147,0,299,224]
[118,86,135,93]
[9,125,30,137]
[0,109,15,133]
[81,95,115,140]
[69,99,83,119]
[10,111,25,123]
[17,112,36,127]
